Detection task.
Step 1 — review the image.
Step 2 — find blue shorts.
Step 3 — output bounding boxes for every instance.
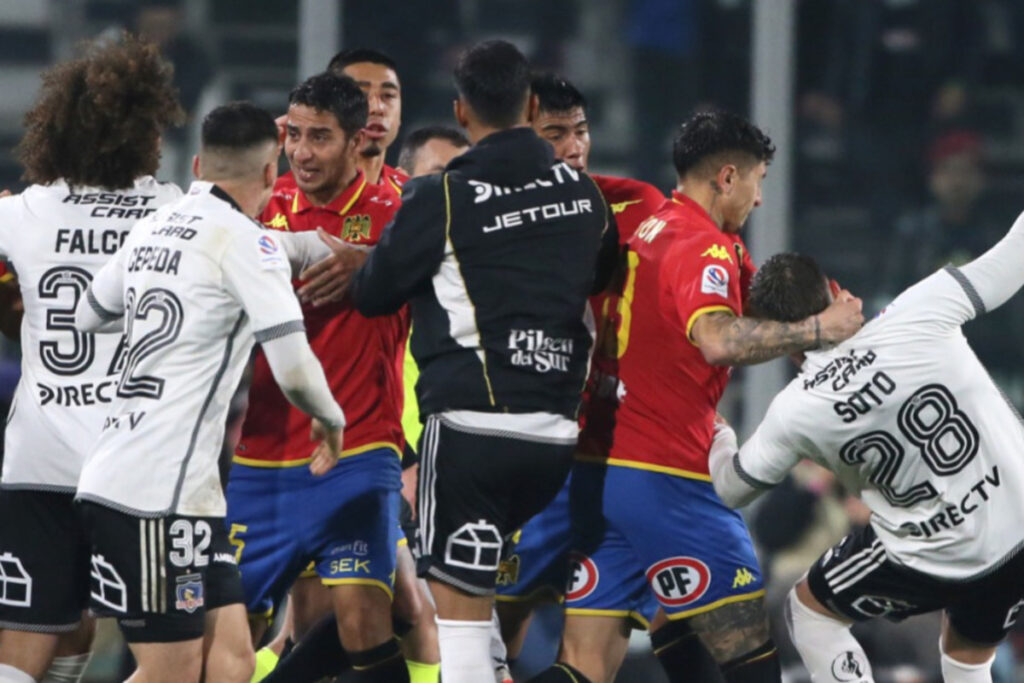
[225,448,402,616]
[565,462,764,623]
[496,475,572,604]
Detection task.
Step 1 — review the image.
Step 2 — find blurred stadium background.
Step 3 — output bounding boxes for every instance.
[0,0,1023,680]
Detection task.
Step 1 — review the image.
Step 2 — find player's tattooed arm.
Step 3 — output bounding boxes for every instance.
[688,597,772,663]
[692,291,863,366]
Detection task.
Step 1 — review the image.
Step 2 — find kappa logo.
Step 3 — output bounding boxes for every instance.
[831,650,868,682]
[732,567,756,589]
[610,198,643,215]
[701,244,734,262]
[265,213,289,230]
[175,574,204,613]
[341,214,372,242]
[647,557,710,607]
[566,553,599,602]
[700,264,730,298]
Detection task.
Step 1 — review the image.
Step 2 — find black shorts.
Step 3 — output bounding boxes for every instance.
[808,524,1024,645]
[0,489,90,632]
[78,501,245,643]
[416,414,574,595]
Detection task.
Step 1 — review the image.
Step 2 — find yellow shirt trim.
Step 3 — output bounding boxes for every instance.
[232,441,401,468]
[686,304,735,346]
[574,455,712,482]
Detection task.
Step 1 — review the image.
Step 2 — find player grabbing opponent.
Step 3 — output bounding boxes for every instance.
[0,36,183,683]
[710,215,1024,683]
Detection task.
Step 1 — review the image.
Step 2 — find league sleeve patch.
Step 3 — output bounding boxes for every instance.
[700,264,730,298]
[257,234,288,271]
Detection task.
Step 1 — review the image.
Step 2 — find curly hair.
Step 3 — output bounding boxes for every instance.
[17,34,185,189]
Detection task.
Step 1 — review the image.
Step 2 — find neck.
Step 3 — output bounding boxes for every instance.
[678,179,726,231]
[305,168,359,207]
[211,180,264,218]
[358,154,385,185]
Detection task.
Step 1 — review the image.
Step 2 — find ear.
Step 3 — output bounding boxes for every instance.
[192,154,201,179]
[264,160,277,190]
[453,97,468,130]
[349,129,366,154]
[715,164,737,195]
[526,93,540,124]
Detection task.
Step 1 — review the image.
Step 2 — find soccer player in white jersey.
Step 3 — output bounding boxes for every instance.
[73,103,346,683]
[709,211,1024,683]
[0,37,183,683]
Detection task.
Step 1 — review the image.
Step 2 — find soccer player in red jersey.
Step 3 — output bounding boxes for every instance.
[226,73,410,683]
[529,112,864,683]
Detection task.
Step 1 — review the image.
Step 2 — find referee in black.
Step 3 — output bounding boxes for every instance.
[351,39,616,683]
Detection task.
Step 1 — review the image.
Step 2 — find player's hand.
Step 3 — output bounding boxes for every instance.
[275,114,287,145]
[297,228,369,307]
[309,418,343,476]
[816,289,863,347]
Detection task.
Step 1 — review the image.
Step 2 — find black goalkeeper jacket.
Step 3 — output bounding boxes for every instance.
[351,126,617,419]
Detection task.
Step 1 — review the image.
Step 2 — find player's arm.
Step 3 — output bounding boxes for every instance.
[351,174,447,317]
[277,228,371,277]
[691,293,862,366]
[946,208,1024,317]
[75,247,127,333]
[587,175,622,295]
[709,405,803,509]
[222,230,346,474]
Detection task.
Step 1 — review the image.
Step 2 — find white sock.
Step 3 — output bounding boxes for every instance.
[0,664,36,683]
[41,654,91,683]
[436,617,495,683]
[939,639,994,683]
[785,587,873,683]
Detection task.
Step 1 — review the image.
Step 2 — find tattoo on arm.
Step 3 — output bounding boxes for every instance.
[705,312,817,365]
[688,597,771,663]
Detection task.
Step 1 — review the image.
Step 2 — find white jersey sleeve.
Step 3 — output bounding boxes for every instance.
[734,396,805,490]
[78,246,127,333]
[220,229,305,342]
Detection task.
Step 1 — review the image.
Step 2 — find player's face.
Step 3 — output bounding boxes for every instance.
[285,104,357,201]
[533,107,590,171]
[409,139,469,179]
[722,161,766,233]
[342,62,401,157]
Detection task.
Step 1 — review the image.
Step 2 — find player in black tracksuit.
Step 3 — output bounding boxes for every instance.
[351,39,616,683]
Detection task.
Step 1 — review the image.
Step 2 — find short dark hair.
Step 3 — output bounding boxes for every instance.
[531,73,587,115]
[397,126,470,172]
[672,110,776,178]
[17,34,184,189]
[748,253,830,323]
[327,47,398,76]
[288,72,368,139]
[201,102,278,150]
[454,40,531,129]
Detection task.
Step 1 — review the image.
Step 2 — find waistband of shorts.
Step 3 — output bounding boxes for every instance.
[232,441,401,468]
[573,454,712,482]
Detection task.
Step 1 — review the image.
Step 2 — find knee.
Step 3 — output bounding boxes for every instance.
[690,597,772,663]
[206,647,255,683]
[335,589,393,649]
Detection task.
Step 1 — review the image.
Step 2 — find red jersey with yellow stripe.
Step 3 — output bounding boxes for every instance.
[579,191,752,479]
[235,171,407,466]
[379,164,407,195]
[0,262,10,283]
[591,174,665,244]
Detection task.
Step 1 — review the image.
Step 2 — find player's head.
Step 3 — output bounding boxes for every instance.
[748,252,832,323]
[196,102,280,214]
[531,73,590,171]
[672,110,775,233]
[453,40,535,140]
[17,34,183,190]
[328,48,401,158]
[285,72,368,201]
[396,126,470,178]
[927,130,984,214]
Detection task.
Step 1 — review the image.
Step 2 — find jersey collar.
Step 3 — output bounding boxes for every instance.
[189,180,244,214]
[669,190,720,233]
[290,170,367,216]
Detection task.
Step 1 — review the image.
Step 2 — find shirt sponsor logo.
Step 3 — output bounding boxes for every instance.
[899,465,1001,539]
[646,557,710,607]
[566,552,599,602]
[482,199,593,233]
[469,162,580,203]
[175,574,204,613]
[804,349,877,392]
[508,329,574,373]
[700,264,729,298]
[38,380,115,407]
[700,244,734,263]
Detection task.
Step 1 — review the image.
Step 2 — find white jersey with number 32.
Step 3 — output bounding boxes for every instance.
[0,178,181,491]
[739,261,1024,581]
[75,182,306,517]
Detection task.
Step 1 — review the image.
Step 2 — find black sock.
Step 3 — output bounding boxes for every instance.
[262,615,348,683]
[651,619,724,682]
[720,640,781,683]
[349,638,409,683]
[526,663,593,683]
